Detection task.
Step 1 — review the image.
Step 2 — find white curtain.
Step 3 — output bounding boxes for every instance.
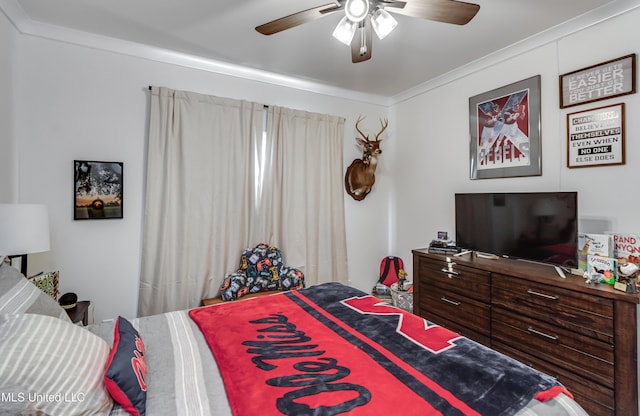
[262,106,349,286]
[139,87,264,316]
[139,89,348,316]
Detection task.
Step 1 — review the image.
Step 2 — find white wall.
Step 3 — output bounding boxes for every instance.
[0,10,17,202]
[392,7,640,276]
[7,6,640,322]
[557,9,640,231]
[11,30,390,322]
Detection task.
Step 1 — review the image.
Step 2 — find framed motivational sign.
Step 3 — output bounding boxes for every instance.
[559,54,636,108]
[567,103,625,168]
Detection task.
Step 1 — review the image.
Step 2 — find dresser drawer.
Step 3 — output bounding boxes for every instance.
[493,342,614,416]
[492,273,614,342]
[413,249,639,416]
[419,285,491,337]
[417,257,491,302]
[492,307,614,387]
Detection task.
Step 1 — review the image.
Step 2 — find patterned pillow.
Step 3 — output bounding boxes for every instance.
[0,263,71,322]
[28,271,59,300]
[0,313,114,415]
[104,316,147,416]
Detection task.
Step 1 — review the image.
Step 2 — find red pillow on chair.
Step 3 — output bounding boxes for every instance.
[104,316,147,416]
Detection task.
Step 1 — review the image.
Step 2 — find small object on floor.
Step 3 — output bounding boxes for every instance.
[374,282,390,296]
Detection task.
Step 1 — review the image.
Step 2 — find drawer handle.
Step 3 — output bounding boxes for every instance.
[440,268,460,277]
[526,289,558,301]
[527,326,559,342]
[440,297,461,306]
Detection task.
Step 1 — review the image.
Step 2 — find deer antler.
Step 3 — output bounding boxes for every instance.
[345,116,385,201]
[375,118,388,141]
[355,115,368,142]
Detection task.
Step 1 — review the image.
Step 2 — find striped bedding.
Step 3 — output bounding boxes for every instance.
[0,263,71,322]
[0,314,113,416]
[0,261,587,415]
[87,296,588,416]
[89,311,231,416]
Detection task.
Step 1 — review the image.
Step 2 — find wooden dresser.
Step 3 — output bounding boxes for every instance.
[412,248,639,416]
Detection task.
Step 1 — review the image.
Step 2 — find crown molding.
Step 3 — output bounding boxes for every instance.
[2,0,639,108]
[0,0,392,107]
[391,0,640,105]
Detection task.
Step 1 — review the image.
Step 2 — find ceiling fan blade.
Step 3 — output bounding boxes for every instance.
[351,20,372,63]
[378,1,407,9]
[387,0,479,25]
[256,3,343,35]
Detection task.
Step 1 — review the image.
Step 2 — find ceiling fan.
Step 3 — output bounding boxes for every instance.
[256,0,480,63]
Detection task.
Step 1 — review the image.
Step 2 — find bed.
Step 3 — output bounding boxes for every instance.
[0,262,589,416]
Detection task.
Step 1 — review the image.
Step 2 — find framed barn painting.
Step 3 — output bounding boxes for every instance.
[74,160,123,220]
[469,75,542,180]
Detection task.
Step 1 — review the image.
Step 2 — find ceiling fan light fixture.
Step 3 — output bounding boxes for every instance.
[345,0,369,23]
[332,16,357,45]
[371,7,398,40]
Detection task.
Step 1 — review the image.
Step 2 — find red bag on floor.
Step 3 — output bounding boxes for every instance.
[379,256,404,287]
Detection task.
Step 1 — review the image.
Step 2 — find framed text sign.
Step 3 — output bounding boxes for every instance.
[567,103,625,168]
[469,75,541,179]
[559,54,636,108]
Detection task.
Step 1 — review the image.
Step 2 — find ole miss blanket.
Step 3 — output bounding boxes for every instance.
[189,283,570,416]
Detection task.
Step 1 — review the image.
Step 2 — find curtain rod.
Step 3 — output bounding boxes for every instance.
[147,86,268,109]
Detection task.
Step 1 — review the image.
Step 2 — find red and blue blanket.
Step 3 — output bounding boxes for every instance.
[189,282,571,415]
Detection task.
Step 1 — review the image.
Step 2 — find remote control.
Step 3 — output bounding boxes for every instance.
[554,266,566,278]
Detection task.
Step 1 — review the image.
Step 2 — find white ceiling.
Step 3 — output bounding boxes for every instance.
[1,0,636,100]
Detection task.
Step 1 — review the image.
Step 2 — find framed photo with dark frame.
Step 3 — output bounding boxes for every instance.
[74,160,123,220]
[567,103,625,168]
[469,75,542,180]
[559,54,636,109]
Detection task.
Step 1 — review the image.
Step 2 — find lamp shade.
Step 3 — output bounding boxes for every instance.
[0,204,50,256]
[371,8,397,40]
[332,16,357,45]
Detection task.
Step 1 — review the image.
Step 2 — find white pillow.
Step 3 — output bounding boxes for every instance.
[0,313,114,415]
[0,263,71,322]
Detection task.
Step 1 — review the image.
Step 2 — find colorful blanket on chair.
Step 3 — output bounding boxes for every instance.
[189,283,571,416]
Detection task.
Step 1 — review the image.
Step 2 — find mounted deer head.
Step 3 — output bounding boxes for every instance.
[344,116,388,201]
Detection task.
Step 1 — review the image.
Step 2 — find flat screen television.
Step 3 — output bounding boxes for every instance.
[455,192,578,267]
